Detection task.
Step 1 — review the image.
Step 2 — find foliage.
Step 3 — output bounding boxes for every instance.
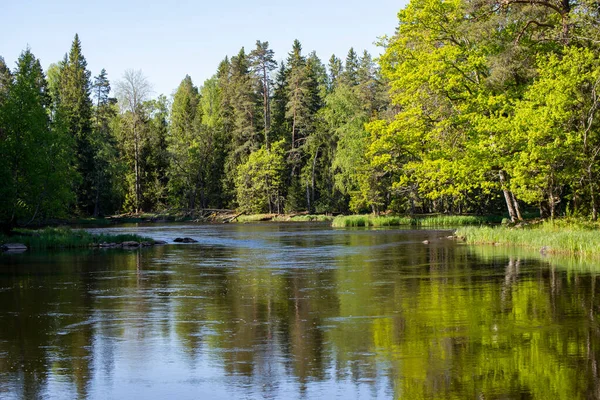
[235,140,286,214]
[0,49,75,228]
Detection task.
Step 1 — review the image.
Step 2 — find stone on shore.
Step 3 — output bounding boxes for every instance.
[174,237,198,243]
[1,243,28,252]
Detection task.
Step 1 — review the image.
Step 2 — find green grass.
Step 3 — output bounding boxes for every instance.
[236,214,335,223]
[456,220,600,257]
[272,214,334,222]
[1,227,153,250]
[331,214,500,228]
[236,214,276,222]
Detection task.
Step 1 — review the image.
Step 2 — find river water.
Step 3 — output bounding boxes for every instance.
[0,222,599,399]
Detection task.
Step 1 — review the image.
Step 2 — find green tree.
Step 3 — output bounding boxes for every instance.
[0,49,75,228]
[58,34,94,214]
[168,75,203,211]
[235,141,286,214]
[249,40,277,148]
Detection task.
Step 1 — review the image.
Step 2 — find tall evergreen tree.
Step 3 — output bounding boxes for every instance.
[168,75,204,211]
[59,34,94,214]
[342,48,359,86]
[249,40,277,148]
[328,54,343,91]
[0,49,75,228]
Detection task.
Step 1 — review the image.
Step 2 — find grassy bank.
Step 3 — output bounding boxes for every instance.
[331,214,501,228]
[235,214,334,223]
[1,227,153,250]
[456,220,600,257]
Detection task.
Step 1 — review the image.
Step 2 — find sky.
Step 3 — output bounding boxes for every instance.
[2,0,406,98]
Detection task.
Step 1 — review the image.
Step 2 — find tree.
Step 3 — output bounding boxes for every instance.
[115,69,152,213]
[59,34,94,214]
[328,55,343,91]
[249,40,277,148]
[90,68,120,216]
[235,141,286,214]
[0,48,75,228]
[168,75,203,211]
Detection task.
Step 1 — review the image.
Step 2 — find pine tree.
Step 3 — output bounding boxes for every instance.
[328,55,343,92]
[90,68,119,216]
[59,34,94,214]
[341,48,359,86]
[0,49,75,228]
[249,40,277,148]
[168,75,203,211]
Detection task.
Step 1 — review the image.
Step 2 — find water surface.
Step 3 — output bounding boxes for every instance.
[0,223,599,399]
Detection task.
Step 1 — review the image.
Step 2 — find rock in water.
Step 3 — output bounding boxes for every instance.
[121,241,140,247]
[1,243,27,252]
[174,237,198,243]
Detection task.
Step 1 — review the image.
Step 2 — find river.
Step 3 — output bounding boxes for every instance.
[0,222,598,399]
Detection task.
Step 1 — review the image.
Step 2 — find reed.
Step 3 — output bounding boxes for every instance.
[331,214,499,228]
[456,220,600,257]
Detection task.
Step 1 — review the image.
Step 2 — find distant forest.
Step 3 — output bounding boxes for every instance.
[2,0,600,228]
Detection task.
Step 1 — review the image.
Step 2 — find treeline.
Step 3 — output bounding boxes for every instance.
[3,0,600,227]
[0,35,388,227]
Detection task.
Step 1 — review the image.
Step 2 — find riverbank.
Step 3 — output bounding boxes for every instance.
[0,227,155,251]
[456,219,600,258]
[331,214,502,228]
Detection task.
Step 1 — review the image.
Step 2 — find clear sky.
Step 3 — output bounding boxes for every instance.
[2,0,406,98]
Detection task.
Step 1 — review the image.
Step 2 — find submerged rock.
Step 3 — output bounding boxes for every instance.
[174,237,198,243]
[153,240,167,245]
[121,241,140,247]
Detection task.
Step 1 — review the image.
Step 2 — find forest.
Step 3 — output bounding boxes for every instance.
[2,0,600,229]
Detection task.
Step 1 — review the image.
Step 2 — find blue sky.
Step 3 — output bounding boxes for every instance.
[2,0,405,97]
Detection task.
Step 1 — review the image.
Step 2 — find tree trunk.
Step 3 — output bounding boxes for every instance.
[589,168,598,221]
[511,192,523,221]
[311,147,319,208]
[134,122,140,214]
[499,171,517,222]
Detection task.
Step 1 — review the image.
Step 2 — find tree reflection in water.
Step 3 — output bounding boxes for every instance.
[0,224,599,399]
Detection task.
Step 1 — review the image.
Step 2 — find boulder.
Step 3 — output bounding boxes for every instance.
[422,240,430,244]
[174,237,198,243]
[153,240,167,245]
[99,242,118,248]
[120,241,140,247]
[1,243,27,252]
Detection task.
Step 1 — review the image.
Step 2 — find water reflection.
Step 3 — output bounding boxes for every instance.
[0,224,599,399]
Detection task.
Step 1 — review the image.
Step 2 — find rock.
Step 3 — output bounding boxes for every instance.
[2,243,27,251]
[446,235,455,240]
[174,237,198,243]
[141,241,153,247]
[120,241,140,247]
[153,240,167,245]
[1,243,27,253]
[422,240,430,244]
[99,242,118,248]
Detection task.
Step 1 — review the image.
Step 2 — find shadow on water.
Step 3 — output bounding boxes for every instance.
[1,223,600,399]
